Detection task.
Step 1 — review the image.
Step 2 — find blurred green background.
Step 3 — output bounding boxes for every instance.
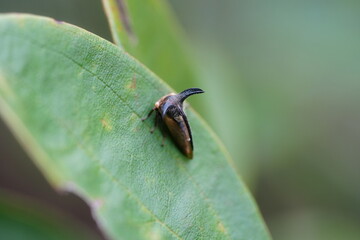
[1,0,359,239]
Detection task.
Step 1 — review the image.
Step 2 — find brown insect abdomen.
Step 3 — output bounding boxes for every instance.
[163,115,193,159]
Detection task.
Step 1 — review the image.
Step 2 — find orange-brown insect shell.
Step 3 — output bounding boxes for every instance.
[155,93,193,159]
[144,88,204,159]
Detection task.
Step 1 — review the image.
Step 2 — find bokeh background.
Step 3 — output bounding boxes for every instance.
[1,0,360,239]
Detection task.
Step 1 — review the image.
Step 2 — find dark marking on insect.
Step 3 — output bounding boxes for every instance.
[142,88,204,159]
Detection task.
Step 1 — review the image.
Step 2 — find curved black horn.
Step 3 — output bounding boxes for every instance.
[178,88,205,103]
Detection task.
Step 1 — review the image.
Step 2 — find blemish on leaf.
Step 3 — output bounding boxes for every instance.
[92,199,104,210]
[147,227,161,240]
[101,118,113,131]
[168,191,174,199]
[127,73,137,89]
[78,69,85,77]
[217,222,226,233]
[131,74,136,89]
[145,176,156,185]
[15,18,26,28]
[129,113,138,125]
[54,19,64,24]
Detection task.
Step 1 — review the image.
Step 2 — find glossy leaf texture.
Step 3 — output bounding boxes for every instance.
[0,14,270,240]
[101,0,198,93]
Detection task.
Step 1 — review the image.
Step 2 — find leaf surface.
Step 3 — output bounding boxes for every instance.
[0,14,270,240]
[102,0,198,93]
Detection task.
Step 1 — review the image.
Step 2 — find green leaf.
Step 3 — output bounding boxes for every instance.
[0,14,270,239]
[102,0,240,175]
[101,0,198,93]
[0,189,98,240]
[101,0,125,48]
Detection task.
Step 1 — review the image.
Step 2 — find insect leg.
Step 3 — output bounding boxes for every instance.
[160,127,166,146]
[150,112,159,133]
[141,107,156,121]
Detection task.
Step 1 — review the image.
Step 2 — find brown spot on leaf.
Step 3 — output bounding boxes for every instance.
[217,222,226,233]
[54,19,64,24]
[130,74,136,89]
[101,118,113,131]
